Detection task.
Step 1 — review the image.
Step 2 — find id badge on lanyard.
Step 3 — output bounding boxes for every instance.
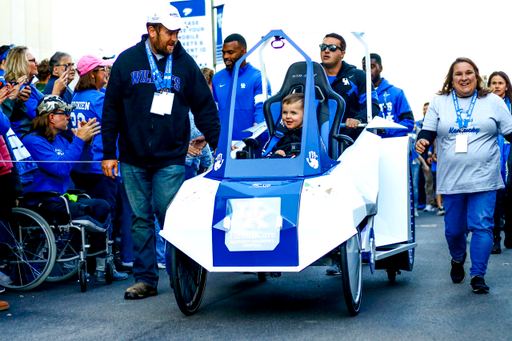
[452,91,477,154]
[145,40,174,116]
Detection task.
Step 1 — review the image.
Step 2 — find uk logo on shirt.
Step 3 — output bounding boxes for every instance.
[241,83,246,89]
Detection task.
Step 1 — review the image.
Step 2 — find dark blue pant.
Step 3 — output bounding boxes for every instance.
[121,163,184,287]
[444,191,496,277]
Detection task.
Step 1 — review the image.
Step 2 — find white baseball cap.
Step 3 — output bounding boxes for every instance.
[147,4,187,31]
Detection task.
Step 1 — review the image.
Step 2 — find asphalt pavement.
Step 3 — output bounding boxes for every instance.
[2,211,512,341]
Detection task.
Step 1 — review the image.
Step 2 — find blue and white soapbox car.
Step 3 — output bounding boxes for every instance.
[161,30,416,316]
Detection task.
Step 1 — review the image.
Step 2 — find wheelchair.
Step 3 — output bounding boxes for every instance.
[0,190,115,292]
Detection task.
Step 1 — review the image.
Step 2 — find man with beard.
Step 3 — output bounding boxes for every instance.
[212,33,271,141]
[362,53,414,137]
[101,3,221,300]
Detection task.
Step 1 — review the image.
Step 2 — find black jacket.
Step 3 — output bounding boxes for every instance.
[326,61,380,139]
[270,127,302,158]
[102,35,220,168]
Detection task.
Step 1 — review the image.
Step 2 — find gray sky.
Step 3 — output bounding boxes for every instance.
[54,0,511,120]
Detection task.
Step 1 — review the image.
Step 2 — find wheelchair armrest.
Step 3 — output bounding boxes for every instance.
[21,191,62,200]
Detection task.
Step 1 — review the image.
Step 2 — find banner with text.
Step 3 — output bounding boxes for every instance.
[215,4,224,65]
[171,0,212,68]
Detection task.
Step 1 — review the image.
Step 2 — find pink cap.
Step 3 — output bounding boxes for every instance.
[77,55,115,77]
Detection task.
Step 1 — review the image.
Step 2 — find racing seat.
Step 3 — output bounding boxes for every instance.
[262,61,348,159]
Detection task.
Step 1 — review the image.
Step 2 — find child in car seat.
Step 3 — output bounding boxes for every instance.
[270,93,304,158]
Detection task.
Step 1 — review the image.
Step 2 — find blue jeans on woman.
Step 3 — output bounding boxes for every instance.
[444,190,496,278]
[121,163,185,288]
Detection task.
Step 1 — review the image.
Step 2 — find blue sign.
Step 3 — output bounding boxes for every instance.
[215,4,224,65]
[171,0,205,17]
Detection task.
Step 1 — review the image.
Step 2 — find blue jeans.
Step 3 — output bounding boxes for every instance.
[444,191,496,278]
[121,163,185,287]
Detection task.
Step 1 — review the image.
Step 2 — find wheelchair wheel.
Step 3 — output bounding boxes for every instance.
[0,208,56,291]
[340,232,362,316]
[46,227,85,282]
[105,257,114,284]
[78,260,87,292]
[170,245,207,316]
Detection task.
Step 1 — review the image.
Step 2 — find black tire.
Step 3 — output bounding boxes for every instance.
[46,227,85,282]
[257,272,267,282]
[105,257,114,284]
[79,261,87,292]
[0,208,56,291]
[340,233,362,316]
[171,245,207,316]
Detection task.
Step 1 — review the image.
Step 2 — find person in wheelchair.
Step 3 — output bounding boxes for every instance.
[22,95,128,281]
[268,93,304,158]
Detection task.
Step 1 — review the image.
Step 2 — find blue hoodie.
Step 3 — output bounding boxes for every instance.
[212,63,271,140]
[375,77,414,138]
[23,133,92,194]
[71,89,105,175]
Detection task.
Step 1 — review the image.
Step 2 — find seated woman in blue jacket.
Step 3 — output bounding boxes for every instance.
[22,95,128,281]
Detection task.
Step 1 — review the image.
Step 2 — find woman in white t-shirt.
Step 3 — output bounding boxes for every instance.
[415,57,512,294]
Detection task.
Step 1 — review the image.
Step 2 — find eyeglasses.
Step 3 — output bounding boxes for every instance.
[28,58,37,64]
[52,112,71,117]
[56,63,75,68]
[319,44,343,52]
[94,67,106,72]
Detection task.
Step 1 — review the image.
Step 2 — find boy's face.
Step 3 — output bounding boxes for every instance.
[282,101,304,129]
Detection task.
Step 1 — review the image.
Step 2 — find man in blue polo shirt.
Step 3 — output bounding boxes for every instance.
[212,33,271,141]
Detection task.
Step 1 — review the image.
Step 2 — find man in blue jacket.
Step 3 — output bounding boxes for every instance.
[101,3,221,300]
[362,53,414,137]
[212,33,271,141]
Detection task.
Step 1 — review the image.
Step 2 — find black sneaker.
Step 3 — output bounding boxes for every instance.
[491,241,502,254]
[471,276,489,294]
[504,235,512,249]
[450,252,466,283]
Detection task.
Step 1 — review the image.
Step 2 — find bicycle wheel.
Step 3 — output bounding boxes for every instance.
[0,208,56,291]
[46,226,85,282]
[340,232,362,316]
[171,245,208,316]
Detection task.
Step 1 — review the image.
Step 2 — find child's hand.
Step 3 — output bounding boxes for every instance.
[274,150,286,157]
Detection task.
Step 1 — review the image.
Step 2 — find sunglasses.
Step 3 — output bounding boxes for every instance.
[52,112,71,117]
[319,44,343,52]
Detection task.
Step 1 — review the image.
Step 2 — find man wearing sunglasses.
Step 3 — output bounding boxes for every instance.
[320,33,379,141]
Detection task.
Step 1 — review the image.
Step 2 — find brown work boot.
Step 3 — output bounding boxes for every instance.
[0,301,9,311]
[124,282,157,300]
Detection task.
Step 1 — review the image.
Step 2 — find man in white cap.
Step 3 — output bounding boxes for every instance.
[101,3,220,299]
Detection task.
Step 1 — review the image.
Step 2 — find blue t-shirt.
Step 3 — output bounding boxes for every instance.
[327,75,336,85]
[71,90,105,175]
